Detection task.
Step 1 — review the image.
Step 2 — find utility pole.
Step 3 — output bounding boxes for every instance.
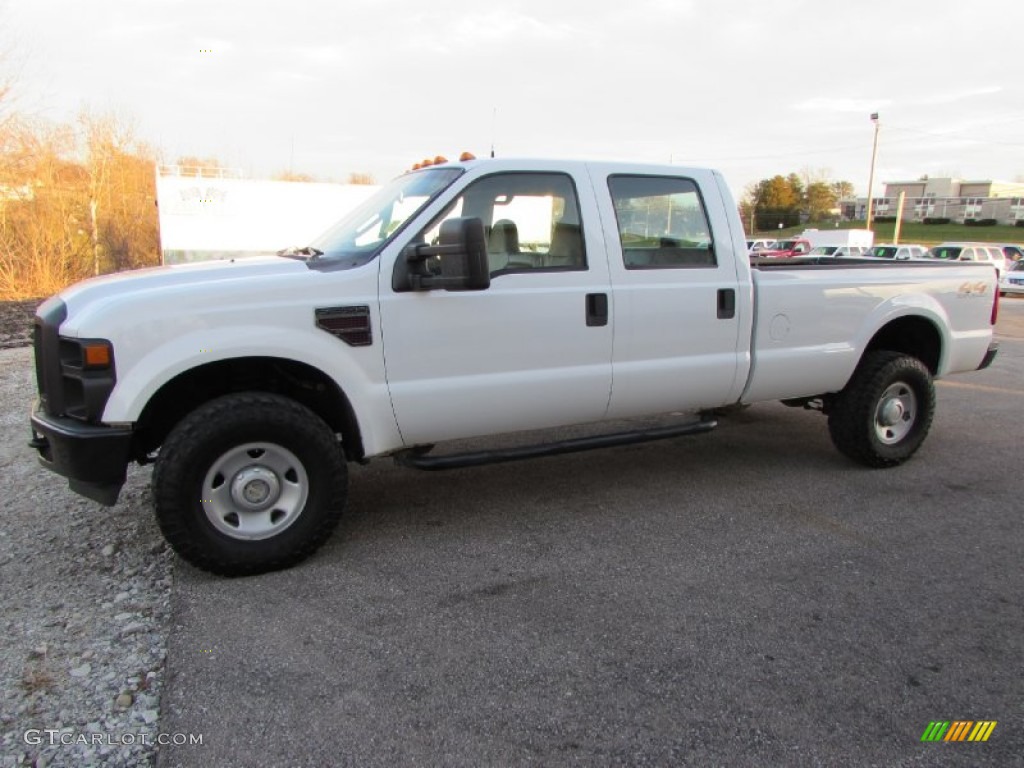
[865,112,880,230]
[893,191,906,244]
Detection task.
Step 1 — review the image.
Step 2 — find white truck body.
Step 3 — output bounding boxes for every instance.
[800,228,875,250]
[30,157,1000,575]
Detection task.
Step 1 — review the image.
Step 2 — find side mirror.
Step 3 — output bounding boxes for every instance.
[393,217,491,292]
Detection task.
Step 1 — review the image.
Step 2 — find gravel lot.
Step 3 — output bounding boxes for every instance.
[0,299,172,768]
[0,300,38,350]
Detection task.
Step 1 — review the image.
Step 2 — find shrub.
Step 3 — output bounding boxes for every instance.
[963,218,997,227]
[872,215,897,223]
[923,217,951,225]
[1016,220,1024,228]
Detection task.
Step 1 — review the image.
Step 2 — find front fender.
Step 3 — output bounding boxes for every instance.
[101,325,403,456]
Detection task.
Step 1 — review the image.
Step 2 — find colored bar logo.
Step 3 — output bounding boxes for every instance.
[921,721,997,742]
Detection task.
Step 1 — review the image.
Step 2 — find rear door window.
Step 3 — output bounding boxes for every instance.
[607,175,716,269]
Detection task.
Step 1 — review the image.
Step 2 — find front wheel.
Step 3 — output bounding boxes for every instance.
[827,351,936,468]
[153,392,348,576]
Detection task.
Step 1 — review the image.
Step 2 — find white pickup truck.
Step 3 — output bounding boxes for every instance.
[29,157,1000,575]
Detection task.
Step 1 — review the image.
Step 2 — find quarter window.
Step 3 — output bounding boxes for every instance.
[607,176,716,269]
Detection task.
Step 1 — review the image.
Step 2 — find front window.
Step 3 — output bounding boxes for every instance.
[310,168,463,259]
[868,246,897,258]
[414,172,586,275]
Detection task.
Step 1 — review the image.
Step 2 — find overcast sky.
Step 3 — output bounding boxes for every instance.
[5,0,1024,199]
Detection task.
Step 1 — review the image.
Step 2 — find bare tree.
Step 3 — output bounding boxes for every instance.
[80,109,159,274]
[0,117,92,298]
[273,170,317,182]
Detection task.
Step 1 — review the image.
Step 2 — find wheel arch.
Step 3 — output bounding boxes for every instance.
[132,356,365,462]
[861,313,943,376]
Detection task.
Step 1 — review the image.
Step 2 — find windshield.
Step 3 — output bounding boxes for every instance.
[309,168,463,259]
[927,246,963,260]
[809,246,838,255]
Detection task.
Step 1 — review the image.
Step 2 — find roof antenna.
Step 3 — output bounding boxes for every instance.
[490,107,497,158]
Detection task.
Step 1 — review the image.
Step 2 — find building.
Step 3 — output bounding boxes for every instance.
[155,165,379,264]
[841,177,1024,224]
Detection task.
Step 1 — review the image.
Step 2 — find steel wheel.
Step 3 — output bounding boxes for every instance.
[154,392,348,576]
[873,382,918,445]
[202,442,309,540]
[828,351,935,468]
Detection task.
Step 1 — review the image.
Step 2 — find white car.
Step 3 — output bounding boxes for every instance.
[808,245,867,258]
[746,238,776,253]
[927,242,1007,276]
[1000,259,1024,296]
[865,244,928,261]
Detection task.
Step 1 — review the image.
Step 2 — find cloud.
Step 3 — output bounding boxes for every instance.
[193,37,234,54]
[450,10,576,43]
[911,85,1003,106]
[792,97,892,113]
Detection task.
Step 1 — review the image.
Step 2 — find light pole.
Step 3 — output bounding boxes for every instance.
[865,112,880,229]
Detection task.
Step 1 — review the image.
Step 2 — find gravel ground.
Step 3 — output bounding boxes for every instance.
[0,341,173,767]
[0,300,39,350]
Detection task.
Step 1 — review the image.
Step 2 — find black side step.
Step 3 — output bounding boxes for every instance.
[394,417,718,471]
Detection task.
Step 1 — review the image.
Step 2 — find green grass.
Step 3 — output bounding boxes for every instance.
[753,220,1024,247]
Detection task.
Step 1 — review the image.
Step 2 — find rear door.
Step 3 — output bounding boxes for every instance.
[378,167,614,445]
[588,166,748,418]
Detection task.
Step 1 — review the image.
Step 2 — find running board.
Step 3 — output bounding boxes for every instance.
[394,416,718,471]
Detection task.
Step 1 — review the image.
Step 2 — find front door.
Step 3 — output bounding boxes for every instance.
[378,169,613,446]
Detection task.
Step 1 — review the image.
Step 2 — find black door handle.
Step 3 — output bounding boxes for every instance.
[717,288,736,319]
[586,293,608,326]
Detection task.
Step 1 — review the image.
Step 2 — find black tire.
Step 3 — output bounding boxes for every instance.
[827,351,935,468]
[153,392,348,576]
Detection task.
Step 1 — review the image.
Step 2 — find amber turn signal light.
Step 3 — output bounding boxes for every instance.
[82,342,112,369]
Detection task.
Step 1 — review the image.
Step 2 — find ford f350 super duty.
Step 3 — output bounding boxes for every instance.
[29,157,1000,575]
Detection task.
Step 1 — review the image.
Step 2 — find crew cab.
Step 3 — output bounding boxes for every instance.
[29,157,1000,575]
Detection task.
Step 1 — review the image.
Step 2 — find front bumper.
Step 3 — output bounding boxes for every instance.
[29,400,133,506]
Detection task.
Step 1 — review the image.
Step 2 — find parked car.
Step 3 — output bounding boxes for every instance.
[994,243,1024,264]
[1000,259,1024,297]
[756,238,812,257]
[746,238,776,253]
[864,244,929,261]
[807,245,868,257]
[925,242,1007,276]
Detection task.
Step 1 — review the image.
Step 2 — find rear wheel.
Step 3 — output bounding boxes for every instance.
[827,351,935,468]
[153,392,347,576]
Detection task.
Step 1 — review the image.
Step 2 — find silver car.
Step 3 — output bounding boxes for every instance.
[926,242,1007,277]
[1000,259,1024,297]
[865,244,928,260]
[807,245,867,258]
